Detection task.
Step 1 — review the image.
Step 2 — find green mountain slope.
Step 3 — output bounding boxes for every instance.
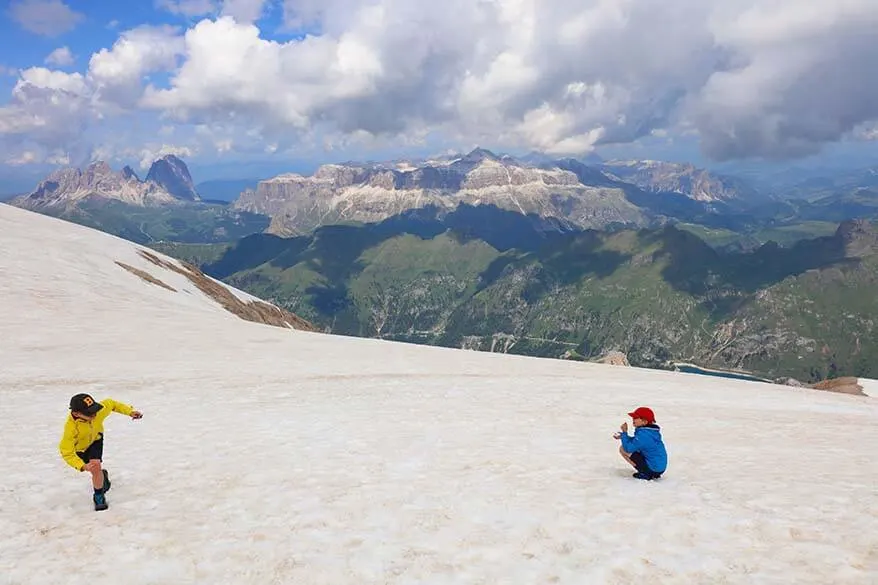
[152,206,878,381]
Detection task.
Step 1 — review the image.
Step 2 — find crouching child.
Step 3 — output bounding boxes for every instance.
[614,406,667,480]
[59,393,142,511]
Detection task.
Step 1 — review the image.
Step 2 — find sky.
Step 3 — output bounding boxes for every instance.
[0,0,877,190]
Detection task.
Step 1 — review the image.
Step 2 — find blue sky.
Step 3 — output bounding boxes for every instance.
[1,0,877,192]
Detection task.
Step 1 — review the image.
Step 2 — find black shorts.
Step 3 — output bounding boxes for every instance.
[630,452,662,479]
[77,436,104,463]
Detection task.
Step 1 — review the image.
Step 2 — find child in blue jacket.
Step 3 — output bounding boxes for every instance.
[614,406,667,480]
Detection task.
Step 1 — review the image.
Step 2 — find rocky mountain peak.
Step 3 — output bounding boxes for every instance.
[461,147,500,163]
[84,161,113,178]
[15,155,200,210]
[145,155,199,201]
[447,147,504,174]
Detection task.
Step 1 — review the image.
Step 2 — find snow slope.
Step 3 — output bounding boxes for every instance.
[1,204,876,584]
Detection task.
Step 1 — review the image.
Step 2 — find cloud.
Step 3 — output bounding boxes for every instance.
[142,3,726,156]
[0,24,185,165]
[138,144,195,169]
[5,0,878,167]
[0,71,94,166]
[856,124,878,141]
[222,0,268,23]
[691,2,878,160]
[8,0,84,37]
[89,25,185,108]
[5,150,39,165]
[156,0,217,17]
[45,46,75,67]
[15,67,89,97]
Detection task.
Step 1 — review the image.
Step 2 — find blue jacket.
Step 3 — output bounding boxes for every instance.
[620,424,668,473]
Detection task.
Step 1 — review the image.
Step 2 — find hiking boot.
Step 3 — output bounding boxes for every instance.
[93,490,108,511]
[102,470,111,493]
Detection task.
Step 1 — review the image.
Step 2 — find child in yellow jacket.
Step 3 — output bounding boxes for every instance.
[59,393,142,511]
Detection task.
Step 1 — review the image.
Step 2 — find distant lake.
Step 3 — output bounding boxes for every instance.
[674,364,770,383]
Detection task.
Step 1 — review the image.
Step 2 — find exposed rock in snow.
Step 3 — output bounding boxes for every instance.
[594,351,631,367]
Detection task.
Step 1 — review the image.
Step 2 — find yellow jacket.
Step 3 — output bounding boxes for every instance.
[59,398,135,471]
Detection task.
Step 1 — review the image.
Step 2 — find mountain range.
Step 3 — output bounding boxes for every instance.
[8,149,878,382]
[232,148,762,236]
[11,148,878,249]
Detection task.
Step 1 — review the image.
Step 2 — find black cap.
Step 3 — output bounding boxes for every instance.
[70,393,103,415]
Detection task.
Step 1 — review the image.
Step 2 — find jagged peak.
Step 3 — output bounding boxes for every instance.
[144,154,199,201]
[462,147,500,162]
[146,155,191,178]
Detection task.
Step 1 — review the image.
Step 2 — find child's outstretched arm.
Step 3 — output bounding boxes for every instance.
[101,398,142,419]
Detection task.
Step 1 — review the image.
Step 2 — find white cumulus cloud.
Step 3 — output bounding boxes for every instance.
[138,144,195,169]
[45,47,75,67]
[4,0,878,166]
[89,25,186,109]
[8,0,84,37]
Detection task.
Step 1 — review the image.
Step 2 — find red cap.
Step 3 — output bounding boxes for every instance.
[628,407,655,422]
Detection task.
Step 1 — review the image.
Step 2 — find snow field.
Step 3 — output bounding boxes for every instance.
[1,203,877,584]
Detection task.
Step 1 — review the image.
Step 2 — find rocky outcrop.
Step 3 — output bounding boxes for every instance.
[810,377,866,396]
[594,351,631,366]
[136,250,317,332]
[13,155,200,210]
[233,148,650,235]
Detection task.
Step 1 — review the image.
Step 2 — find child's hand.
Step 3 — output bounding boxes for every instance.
[131,411,143,419]
[613,432,621,440]
[620,422,628,433]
